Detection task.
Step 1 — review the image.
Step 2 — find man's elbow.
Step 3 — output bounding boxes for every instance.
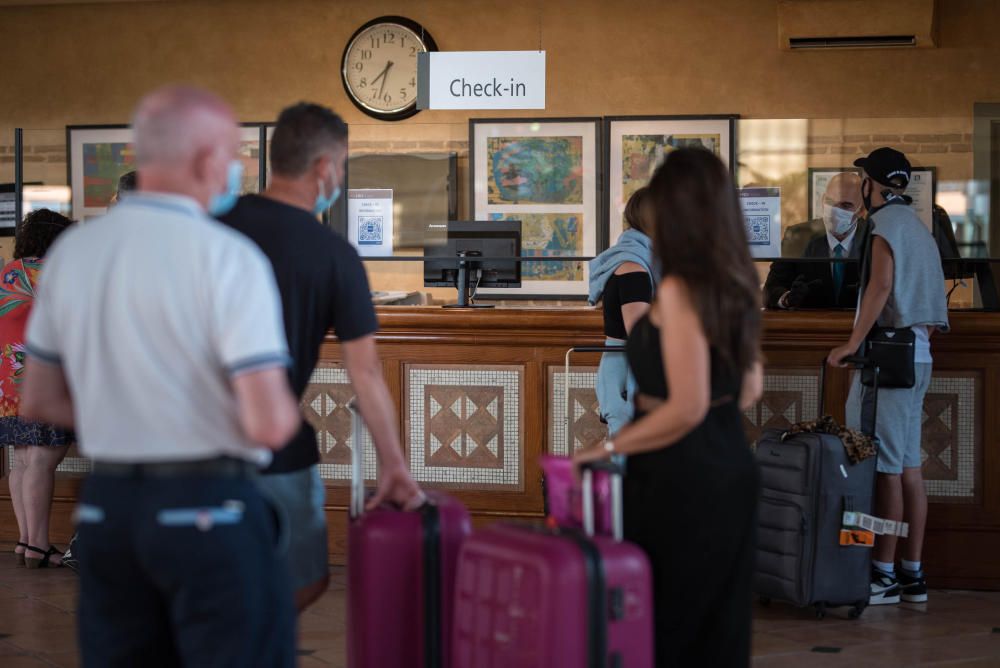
[247,408,299,450]
[871,277,893,295]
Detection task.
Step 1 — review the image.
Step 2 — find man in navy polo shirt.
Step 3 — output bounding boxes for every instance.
[220,102,424,612]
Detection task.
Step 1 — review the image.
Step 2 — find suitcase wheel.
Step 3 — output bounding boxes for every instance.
[814,604,826,620]
[848,602,867,620]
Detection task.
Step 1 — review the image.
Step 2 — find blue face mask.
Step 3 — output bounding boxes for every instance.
[313,167,342,216]
[208,160,244,217]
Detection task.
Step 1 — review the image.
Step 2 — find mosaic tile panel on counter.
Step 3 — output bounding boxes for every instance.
[742,369,821,445]
[405,364,523,491]
[921,372,980,503]
[303,364,377,482]
[548,365,607,456]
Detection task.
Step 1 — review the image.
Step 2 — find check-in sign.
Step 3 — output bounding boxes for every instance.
[417,51,545,110]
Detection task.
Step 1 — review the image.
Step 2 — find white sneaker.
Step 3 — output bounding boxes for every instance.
[870,567,901,605]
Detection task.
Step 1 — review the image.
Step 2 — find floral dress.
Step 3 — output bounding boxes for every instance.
[0,258,70,447]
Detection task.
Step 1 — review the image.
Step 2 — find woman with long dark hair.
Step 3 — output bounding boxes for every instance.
[575,148,763,666]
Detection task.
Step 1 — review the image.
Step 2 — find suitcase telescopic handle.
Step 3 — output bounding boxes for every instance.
[819,355,880,435]
[580,460,625,542]
[348,400,365,520]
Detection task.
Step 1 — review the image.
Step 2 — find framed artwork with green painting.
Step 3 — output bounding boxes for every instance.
[67,124,271,221]
[470,118,601,298]
[604,115,737,245]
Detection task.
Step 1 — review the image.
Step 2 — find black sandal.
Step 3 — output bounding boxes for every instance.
[14,542,28,567]
[25,545,63,569]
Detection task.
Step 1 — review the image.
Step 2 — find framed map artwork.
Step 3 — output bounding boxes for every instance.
[604,115,737,245]
[470,118,601,298]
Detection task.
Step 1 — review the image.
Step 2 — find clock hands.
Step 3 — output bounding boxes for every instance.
[371,61,394,100]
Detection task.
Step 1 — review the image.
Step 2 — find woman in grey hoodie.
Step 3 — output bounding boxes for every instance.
[588,187,658,434]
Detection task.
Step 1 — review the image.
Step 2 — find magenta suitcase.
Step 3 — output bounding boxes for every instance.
[347,405,471,668]
[452,461,654,668]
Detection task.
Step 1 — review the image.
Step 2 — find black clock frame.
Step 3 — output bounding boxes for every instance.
[340,15,438,122]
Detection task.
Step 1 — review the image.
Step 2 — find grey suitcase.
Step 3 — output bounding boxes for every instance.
[753,357,879,620]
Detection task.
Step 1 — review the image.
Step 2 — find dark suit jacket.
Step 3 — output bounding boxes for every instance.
[764,219,870,309]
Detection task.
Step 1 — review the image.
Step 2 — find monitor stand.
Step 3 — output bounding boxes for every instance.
[443,250,494,309]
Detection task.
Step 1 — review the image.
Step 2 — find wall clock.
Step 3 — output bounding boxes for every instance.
[341,16,438,121]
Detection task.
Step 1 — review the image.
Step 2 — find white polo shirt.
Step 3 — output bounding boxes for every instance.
[26,192,291,465]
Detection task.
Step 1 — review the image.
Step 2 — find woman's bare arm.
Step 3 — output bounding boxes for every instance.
[739,360,764,411]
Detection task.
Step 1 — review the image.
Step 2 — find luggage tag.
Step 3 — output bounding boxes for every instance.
[839,529,875,547]
[842,511,909,537]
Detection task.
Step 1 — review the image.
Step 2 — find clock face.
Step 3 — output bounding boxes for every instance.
[342,18,435,120]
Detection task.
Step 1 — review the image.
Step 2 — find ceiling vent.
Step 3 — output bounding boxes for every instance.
[778,0,937,51]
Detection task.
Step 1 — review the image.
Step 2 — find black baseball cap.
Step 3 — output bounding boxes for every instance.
[853,147,912,189]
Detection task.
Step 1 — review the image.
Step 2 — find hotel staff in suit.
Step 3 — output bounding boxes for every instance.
[764,171,868,309]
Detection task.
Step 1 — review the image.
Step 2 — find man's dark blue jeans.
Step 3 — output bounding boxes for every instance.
[74,471,296,667]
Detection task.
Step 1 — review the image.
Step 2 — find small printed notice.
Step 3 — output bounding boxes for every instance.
[347,189,393,257]
[739,187,781,258]
[907,168,935,232]
[0,192,15,229]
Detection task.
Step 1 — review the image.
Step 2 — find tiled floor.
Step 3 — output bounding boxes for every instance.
[1,543,998,667]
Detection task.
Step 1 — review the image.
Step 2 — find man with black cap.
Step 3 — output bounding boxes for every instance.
[828,147,949,606]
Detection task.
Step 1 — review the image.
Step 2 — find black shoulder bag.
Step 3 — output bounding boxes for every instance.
[857,213,916,389]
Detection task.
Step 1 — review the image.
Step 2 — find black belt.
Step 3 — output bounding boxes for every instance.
[91,456,257,479]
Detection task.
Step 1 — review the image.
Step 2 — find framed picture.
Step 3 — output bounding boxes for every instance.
[605,115,736,245]
[470,117,601,299]
[67,125,134,221]
[68,124,270,221]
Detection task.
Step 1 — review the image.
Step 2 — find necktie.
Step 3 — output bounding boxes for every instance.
[832,244,845,299]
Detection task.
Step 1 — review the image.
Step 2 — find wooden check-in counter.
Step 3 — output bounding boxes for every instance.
[2,307,998,590]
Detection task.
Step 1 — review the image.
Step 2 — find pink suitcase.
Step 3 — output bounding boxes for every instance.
[540,346,628,535]
[347,405,471,668]
[541,454,612,534]
[452,461,654,668]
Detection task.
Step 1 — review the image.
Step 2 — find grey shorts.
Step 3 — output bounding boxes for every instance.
[255,466,329,591]
[846,363,932,475]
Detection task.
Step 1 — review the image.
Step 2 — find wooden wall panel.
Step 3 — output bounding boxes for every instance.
[1,307,998,588]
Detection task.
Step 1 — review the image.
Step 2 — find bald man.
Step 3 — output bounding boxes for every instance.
[764,171,869,310]
[20,86,300,666]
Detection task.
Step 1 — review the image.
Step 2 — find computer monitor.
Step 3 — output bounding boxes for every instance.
[424,220,521,308]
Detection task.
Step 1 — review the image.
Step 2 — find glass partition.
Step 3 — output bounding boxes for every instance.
[8,113,1000,309]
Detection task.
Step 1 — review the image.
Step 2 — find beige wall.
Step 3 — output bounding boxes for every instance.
[1,0,999,128]
[2,0,998,293]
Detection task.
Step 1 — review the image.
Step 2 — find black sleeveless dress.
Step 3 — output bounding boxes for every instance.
[625,315,758,667]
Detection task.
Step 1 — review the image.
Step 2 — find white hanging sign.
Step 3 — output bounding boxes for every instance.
[417,51,546,110]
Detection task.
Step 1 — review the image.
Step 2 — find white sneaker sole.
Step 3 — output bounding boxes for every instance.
[902,593,928,603]
[870,593,901,605]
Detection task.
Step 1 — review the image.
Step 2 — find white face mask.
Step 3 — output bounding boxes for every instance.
[822,203,857,237]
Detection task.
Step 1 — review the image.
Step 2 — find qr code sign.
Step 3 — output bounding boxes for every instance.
[358,216,383,245]
[745,215,770,245]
